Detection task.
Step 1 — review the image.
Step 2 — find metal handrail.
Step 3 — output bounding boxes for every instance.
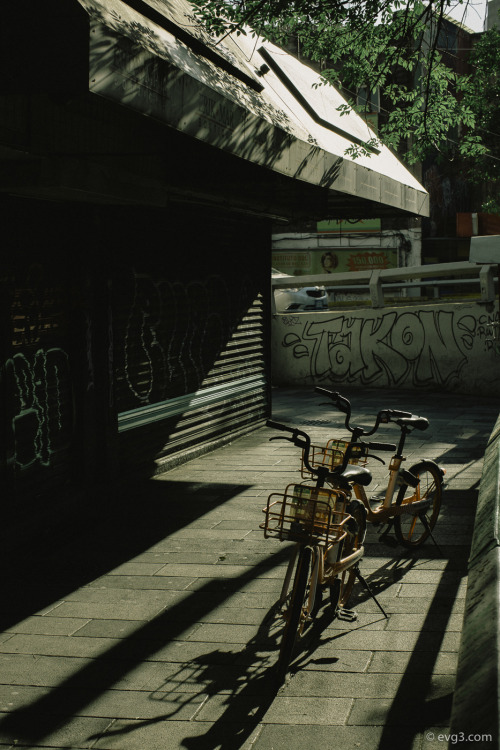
[272,260,498,308]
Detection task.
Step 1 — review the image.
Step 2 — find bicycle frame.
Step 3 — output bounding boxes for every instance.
[278,529,365,605]
[351,424,439,522]
[353,458,403,522]
[277,538,365,637]
[312,389,442,525]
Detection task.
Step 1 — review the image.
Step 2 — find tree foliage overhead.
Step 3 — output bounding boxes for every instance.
[460,24,500,212]
[192,1,500,206]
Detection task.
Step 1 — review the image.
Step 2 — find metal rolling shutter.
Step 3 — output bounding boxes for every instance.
[112,210,270,474]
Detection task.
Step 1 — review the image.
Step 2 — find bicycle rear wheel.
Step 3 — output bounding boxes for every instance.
[276,545,313,683]
[394,462,442,548]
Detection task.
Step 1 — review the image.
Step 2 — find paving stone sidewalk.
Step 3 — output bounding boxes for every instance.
[0,387,498,750]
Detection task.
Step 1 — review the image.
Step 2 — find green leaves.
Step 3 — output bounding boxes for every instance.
[453,22,500,205]
[192,1,500,206]
[344,137,382,159]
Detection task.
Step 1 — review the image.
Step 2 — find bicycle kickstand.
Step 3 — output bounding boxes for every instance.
[378,519,394,541]
[354,566,388,618]
[419,513,444,556]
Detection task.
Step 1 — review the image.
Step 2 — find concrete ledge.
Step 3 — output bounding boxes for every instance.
[450,414,500,748]
[151,419,266,474]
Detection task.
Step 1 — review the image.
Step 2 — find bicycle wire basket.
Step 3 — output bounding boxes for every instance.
[300,438,368,479]
[261,483,350,545]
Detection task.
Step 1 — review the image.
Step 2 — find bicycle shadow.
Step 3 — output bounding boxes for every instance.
[175,599,360,748]
[349,552,420,601]
[87,601,289,750]
[282,552,419,675]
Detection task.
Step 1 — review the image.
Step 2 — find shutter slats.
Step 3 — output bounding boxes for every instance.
[114,213,270,475]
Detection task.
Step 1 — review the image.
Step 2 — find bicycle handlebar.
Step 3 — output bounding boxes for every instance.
[347,439,396,465]
[266,419,292,433]
[367,440,397,452]
[266,420,315,473]
[315,387,419,437]
[266,420,310,448]
[266,420,396,474]
[315,387,350,417]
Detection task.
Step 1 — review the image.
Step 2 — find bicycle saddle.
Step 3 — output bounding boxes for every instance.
[332,464,372,490]
[397,416,429,431]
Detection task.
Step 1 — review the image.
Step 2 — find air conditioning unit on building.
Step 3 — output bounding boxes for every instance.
[469,235,500,264]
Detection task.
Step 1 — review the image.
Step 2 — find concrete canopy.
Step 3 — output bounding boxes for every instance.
[78,0,429,219]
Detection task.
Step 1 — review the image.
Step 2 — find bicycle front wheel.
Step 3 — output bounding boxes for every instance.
[276,545,313,683]
[394,462,442,548]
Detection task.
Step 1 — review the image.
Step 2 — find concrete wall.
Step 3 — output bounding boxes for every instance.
[450,413,500,747]
[272,301,500,395]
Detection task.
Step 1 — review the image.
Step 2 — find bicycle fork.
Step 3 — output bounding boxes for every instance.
[279,544,322,626]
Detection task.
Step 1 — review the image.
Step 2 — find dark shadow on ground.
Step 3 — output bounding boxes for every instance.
[376,556,461,748]
[0,544,291,746]
[0,477,251,630]
[274,522,468,748]
[86,603,286,750]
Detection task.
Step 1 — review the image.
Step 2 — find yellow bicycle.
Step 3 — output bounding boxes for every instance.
[308,388,445,548]
[262,421,387,683]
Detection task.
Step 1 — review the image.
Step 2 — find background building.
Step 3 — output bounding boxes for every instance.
[272,11,500,292]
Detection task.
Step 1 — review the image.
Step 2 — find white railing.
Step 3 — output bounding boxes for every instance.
[271,260,498,309]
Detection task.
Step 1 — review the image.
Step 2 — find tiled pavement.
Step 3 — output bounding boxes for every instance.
[1,387,499,750]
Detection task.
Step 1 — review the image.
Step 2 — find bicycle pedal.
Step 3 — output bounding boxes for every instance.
[337,607,358,622]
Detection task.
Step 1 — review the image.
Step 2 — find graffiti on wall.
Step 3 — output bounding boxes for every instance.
[3,267,74,478]
[116,270,255,410]
[120,273,231,405]
[5,348,73,470]
[280,308,499,388]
